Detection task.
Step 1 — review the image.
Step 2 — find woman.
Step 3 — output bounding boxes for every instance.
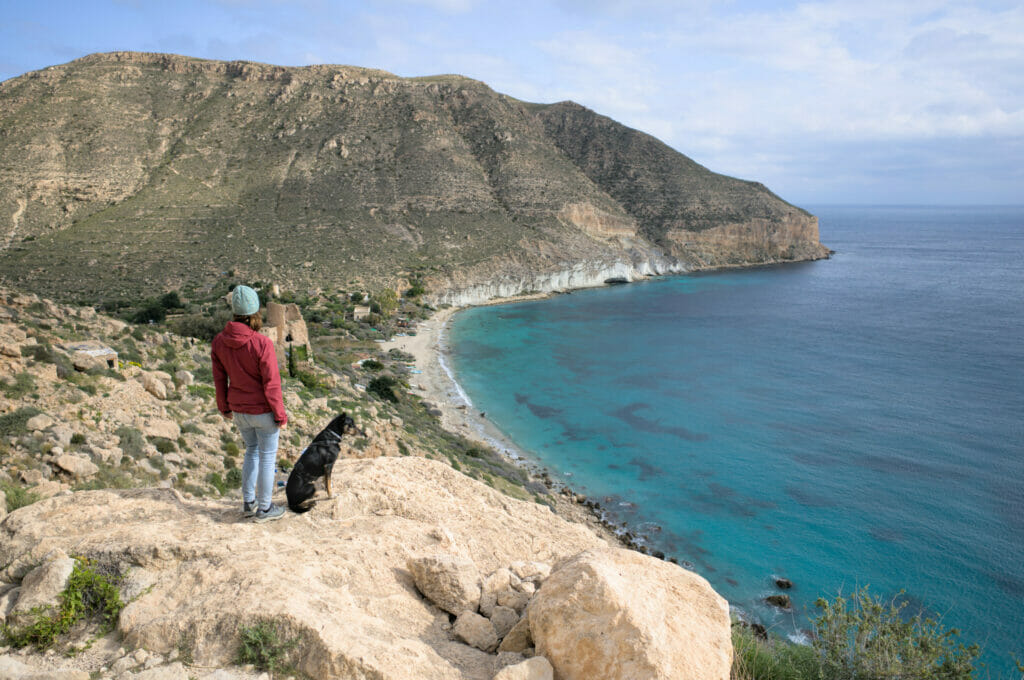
[211,285,288,522]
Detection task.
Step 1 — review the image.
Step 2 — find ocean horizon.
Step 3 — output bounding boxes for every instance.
[447,205,1024,677]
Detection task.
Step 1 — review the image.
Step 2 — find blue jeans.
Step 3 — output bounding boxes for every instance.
[234,412,280,510]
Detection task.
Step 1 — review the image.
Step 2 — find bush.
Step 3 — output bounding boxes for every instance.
[0,407,42,437]
[206,472,228,496]
[367,375,401,403]
[225,467,242,489]
[1,372,35,399]
[295,371,330,397]
[115,426,146,459]
[0,480,41,513]
[361,359,384,371]
[236,619,299,674]
[813,586,979,680]
[150,437,177,454]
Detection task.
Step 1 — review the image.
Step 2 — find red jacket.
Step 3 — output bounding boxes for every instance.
[211,321,287,425]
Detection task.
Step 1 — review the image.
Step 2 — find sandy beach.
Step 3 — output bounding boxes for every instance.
[381,302,534,466]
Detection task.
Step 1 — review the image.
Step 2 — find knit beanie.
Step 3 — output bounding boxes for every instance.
[231,285,260,315]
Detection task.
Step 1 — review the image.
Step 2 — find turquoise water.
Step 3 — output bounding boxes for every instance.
[448,206,1024,676]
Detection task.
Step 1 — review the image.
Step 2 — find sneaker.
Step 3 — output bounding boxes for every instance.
[243,500,257,517]
[254,503,286,523]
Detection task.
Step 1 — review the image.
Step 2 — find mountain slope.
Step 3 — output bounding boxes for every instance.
[0,52,827,305]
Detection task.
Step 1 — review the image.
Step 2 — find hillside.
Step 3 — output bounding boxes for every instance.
[0,52,828,307]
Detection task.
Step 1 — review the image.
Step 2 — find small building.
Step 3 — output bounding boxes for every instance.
[59,341,118,372]
[352,305,372,321]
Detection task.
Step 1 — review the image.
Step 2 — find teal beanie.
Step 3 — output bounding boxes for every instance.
[231,285,260,315]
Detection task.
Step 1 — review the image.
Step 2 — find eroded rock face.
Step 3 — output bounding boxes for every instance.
[0,457,603,680]
[493,656,554,680]
[528,547,732,680]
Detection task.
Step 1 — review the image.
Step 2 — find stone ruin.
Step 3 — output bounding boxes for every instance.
[260,300,313,371]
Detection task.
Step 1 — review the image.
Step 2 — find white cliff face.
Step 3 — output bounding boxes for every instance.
[431,254,689,308]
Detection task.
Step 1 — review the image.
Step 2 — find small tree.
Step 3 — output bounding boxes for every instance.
[372,289,398,317]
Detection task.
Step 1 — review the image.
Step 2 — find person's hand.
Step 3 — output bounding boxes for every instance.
[222,412,232,421]
[278,421,287,430]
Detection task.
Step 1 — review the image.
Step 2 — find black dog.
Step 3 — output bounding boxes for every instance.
[286,413,364,513]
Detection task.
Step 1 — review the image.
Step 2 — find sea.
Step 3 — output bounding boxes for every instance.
[446,205,1024,677]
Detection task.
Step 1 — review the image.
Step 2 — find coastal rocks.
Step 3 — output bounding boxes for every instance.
[775,577,793,589]
[407,553,482,616]
[528,547,732,680]
[765,594,792,610]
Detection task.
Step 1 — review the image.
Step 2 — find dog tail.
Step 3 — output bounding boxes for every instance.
[289,500,316,514]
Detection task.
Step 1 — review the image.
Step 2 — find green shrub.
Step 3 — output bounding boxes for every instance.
[192,364,214,384]
[115,426,146,459]
[206,472,228,496]
[732,624,821,680]
[150,437,177,454]
[0,480,41,512]
[813,586,979,680]
[1,372,35,399]
[188,384,217,400]
[361,359,384,371]
[0,407,42,437]
[2,557,124,650]
[70,433,86,445]
[295,371,330,397]
[225,467,242,489]
[181,423,202,435]
[236,619,299,674]
[223,441,240,456]
[367,375,401,403]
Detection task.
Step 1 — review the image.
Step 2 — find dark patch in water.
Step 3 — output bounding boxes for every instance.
[690,482,776,518]
[628,457,664,481]
[513,393,562,419]
[691,468,716,478]
[611,403,709,442]
[987,569,1024,599]
[855,452,954,482]
[869,526,904,543]
[455,339,504,360]
[607,463,623,470]
[726,578,739,587]
[785,484,838,508]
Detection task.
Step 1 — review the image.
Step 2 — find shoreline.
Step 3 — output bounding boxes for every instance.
[381,293,637,547]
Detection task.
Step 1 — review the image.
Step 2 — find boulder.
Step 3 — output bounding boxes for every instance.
[479,568,512,618]
[510,561,550,583]
[493,657,554,680]
[50,425,74,447]
[498,615,533,654]
[774,577,793,589]
[497,589,530,614]
[528,547,732,680]
[0,585,19,624]
[25,413,54,432]
[489,605,520,640]
[9,552,76,622]
[765,594,792,609]
[54,454,99,479]
[139,372,168,400]
[453,611,498,652]
[407,553,481,616]
[141,418,181,440]
[174,370,194,386]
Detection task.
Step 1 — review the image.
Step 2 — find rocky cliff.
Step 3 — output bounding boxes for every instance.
[0,52,827,306]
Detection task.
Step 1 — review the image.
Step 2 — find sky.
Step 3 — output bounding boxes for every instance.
[1,0,1022,205]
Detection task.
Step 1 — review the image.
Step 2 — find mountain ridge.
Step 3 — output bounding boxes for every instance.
[0,51,828,305]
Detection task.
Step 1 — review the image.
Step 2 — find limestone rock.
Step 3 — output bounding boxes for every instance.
[174,370,194,386]
[0,585,19,624]
[509,561,550,583]
[528,547,732,680]
[139,372,167,400]
[54,454,99,479]
[496,589,529,614]
[493,657,554,680]
[9,552,76,621]
[25,414,54,432]
[141,418,181,440]
[489,605,519,640]
[498,616,533,654]
[50,425,74,447]
[0,457,604,679]
[407,553,482,616]
[131,662,190,679]
[453,611,498,652]
[479,568,511,618]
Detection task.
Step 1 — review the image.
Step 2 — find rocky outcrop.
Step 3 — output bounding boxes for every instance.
[528,548,732,680]
[0,456,734,679]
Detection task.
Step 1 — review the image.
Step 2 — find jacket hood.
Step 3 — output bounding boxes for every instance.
[219,321,258,350]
